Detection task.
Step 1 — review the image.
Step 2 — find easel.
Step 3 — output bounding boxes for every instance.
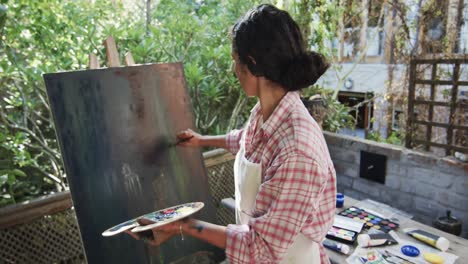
[44,34,225,263]
[88,36,135,69]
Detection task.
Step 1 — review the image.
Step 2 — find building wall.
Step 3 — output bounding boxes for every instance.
[324,131,468,238]
[317,63,468,140]
[317,63,406,94]
[317,63,407,138]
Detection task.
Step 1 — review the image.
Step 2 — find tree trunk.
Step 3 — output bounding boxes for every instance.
[360,0,369,59]
[385,1,400,136]
[338,0,345,62]
[146,0,152,36]
[297,0,314,46]
[386,64,395,137]
[445,0,464,53]
[227,90,248,132]
[384,0,398,63]
[411,0,423,55]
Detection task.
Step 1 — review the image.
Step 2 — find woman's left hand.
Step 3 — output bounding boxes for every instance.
[125,218,184,247]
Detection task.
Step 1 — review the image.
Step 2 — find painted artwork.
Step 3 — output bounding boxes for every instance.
[43,63,222,263]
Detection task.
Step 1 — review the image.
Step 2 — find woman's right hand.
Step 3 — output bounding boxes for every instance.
[125,218,178,247]
[176,129,204,147]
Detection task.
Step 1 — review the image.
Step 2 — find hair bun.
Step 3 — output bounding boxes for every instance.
[280,51,330,91]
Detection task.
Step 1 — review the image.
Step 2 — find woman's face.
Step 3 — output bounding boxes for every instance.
[232,52,257,97]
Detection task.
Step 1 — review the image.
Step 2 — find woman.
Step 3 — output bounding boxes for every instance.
[128,4,336,264]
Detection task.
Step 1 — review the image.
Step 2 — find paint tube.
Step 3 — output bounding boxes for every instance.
[404,228,449,252]
[323,238,350,254]
[357,233,398,247]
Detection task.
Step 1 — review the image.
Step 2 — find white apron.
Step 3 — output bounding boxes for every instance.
[233,130,320,264]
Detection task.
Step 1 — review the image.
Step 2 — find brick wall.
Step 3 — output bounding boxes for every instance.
[324,132,468,238]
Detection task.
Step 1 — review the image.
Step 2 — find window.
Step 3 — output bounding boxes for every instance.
[392,108,403,131]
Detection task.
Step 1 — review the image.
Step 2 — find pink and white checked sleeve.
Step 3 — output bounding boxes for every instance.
[225,129,244,154]
[225,155,329,263]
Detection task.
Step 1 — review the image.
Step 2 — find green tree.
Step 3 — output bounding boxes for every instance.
[0,0,267,206]
[0,0,128,206]
[0,0,360,206]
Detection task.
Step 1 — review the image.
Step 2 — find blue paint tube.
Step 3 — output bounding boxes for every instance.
[323,238,350,255]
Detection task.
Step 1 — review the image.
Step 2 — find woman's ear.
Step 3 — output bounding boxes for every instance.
[243,62,255,78]
[246,55,260,76]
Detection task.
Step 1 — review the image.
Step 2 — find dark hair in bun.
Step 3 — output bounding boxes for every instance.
[231,4,330,91]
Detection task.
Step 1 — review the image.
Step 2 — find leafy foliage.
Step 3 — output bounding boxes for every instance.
[0,0,265,207]
[0,0,356,207]
[367,130,402,146]
[303,87,355,132]
[1,0,127,206]
[136,0,263,134]
[286,0,355,132]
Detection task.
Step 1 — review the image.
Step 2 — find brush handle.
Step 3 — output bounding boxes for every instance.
[175,135,194,145]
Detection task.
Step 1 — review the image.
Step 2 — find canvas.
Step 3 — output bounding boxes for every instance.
[43,63,221,263]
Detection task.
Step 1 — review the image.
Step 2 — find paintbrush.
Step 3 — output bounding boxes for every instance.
[171,135,194,147]
[143,135,194,164]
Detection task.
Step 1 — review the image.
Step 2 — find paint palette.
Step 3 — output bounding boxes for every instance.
[326,226,358,244]
[338,207,399,233]
[102,202,204,236]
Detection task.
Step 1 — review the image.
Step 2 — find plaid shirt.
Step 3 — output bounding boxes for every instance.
[224,91,336,264]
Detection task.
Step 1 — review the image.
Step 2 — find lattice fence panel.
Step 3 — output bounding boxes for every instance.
[215,206,236,226]
[0,209,85,264]
[406,56,468,155]
[206,160,235,206]
[206,159,236,225]
[0,152,236,263]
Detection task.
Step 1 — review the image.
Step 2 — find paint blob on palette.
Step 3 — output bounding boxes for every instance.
[338,207,399,233]
[102,202,204,237]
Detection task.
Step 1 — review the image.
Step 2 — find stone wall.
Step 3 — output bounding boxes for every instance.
[324,132,468,238]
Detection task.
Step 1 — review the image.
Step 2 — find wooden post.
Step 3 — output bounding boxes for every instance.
[406,59,417,149]
[88,54,99,69]
[89,37,136,68]
[447,63,460,155]
[104,36,121,67]
[124,52,135,66]
[425,63,437,151]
